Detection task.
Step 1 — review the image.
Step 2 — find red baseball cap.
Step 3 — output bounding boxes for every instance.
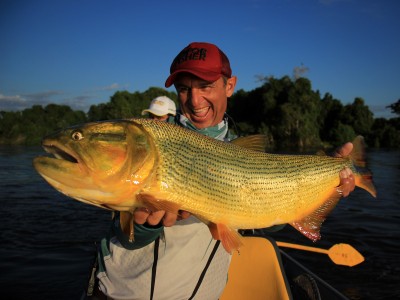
[165,42,232,88]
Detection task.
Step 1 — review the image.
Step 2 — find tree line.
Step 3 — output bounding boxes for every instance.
[0,77,399,150]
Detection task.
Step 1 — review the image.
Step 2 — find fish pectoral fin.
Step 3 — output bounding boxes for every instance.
[137,192,181,215]
[290,189,342,242]
[208,222,243,254]
[120,211,135,242]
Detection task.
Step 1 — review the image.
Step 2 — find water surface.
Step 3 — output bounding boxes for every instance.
[0,146,398,299]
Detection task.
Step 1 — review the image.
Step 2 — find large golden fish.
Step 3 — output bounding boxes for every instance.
[33,119,376,253]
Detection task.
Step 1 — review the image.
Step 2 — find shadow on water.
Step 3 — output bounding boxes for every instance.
[0,146,399,299]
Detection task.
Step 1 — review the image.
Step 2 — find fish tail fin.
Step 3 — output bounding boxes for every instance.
[208,222,243,253]
[291,136,377,242]
[350,136,377,198]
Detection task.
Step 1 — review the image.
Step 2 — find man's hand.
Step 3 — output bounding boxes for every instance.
[334,142,355,197]
[134,208,191,227]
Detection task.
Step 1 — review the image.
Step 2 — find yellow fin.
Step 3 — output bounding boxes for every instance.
[208,222,243,253]
[290,189,342,242]
[230,135,267,152]
[350,136,377,197]
[119,211,135,242]
[137,192,181,215]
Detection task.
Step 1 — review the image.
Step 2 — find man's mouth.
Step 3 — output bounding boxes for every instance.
[192,107,210,118]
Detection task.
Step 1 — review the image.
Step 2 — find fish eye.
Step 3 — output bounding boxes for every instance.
[71,130,84,141]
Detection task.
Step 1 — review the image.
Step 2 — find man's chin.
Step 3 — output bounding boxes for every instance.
[188,113,214,129]
[190,116,213,129]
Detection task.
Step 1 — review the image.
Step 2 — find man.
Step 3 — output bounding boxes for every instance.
[91,42,355,300]
[141,95,177,122]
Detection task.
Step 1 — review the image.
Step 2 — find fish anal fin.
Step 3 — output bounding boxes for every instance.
[230,135,267,152]
[120,211,135,242]
[208,222,243,253]
[290,189,342,242]
[138,192,181,215]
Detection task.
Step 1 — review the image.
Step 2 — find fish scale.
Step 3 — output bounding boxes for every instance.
[134,119,365,228]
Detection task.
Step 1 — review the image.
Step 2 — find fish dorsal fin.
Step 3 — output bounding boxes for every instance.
[290,189,342,242]
[231,135,268,152]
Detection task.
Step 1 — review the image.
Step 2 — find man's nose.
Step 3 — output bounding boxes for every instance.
[189,88,202,106]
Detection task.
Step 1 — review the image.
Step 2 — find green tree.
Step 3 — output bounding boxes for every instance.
[319,93,345,144]
[0,104,86,145]
[329,122,356,146]
[87,103,108,121]
[343,98,374,136]
[371,117,400,148]
[0,81,397,149]
[87,87,178,121]
[292,78,321,149]
[0,110,24,144]
[387,99,400,115]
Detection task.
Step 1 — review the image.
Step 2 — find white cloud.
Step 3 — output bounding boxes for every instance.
[97,83,129,91]
[0,90,92,112]
[0,94,28,111]
[370,103,396,119]
[62,95,93,112]
[23,90,64,102]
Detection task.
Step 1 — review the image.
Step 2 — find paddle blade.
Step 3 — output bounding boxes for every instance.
[328,244,364,267]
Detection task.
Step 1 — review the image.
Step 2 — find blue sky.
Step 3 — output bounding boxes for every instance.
[1,0,399,118]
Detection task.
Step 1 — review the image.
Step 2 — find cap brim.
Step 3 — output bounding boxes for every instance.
[141,109,166,116]
[165,69,222,87]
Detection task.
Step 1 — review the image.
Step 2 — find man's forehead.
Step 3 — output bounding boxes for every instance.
[174,74,217,86]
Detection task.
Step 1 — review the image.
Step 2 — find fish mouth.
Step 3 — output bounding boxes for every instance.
[42,142,79,164]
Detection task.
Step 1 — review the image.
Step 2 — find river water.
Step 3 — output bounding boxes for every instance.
[0,146,399,300]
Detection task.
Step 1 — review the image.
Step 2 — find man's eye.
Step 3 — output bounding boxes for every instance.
[200,85,212,91]
[178,87,189,93]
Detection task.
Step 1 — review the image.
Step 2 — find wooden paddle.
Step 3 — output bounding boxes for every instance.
[276,241,364,267]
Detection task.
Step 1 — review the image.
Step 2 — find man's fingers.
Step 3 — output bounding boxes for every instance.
[339,167,355,197]
[134,208,151,224]
[133,208,191,227]
[334,142,353,158]
[179,210,191,220]
[146,210,166,226]
[162,212,178,227]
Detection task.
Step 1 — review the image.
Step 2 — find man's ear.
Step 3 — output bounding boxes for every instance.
[226,76,237,97]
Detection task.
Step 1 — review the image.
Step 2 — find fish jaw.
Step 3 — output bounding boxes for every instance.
[33,120,158,210]
[33,139,92,188]
[33,139,130,208]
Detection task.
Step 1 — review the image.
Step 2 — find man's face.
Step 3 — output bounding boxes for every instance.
[150,113,169,122]
[174,74,236,129]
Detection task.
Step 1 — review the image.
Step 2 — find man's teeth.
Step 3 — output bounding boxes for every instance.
[193,107,209,115]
